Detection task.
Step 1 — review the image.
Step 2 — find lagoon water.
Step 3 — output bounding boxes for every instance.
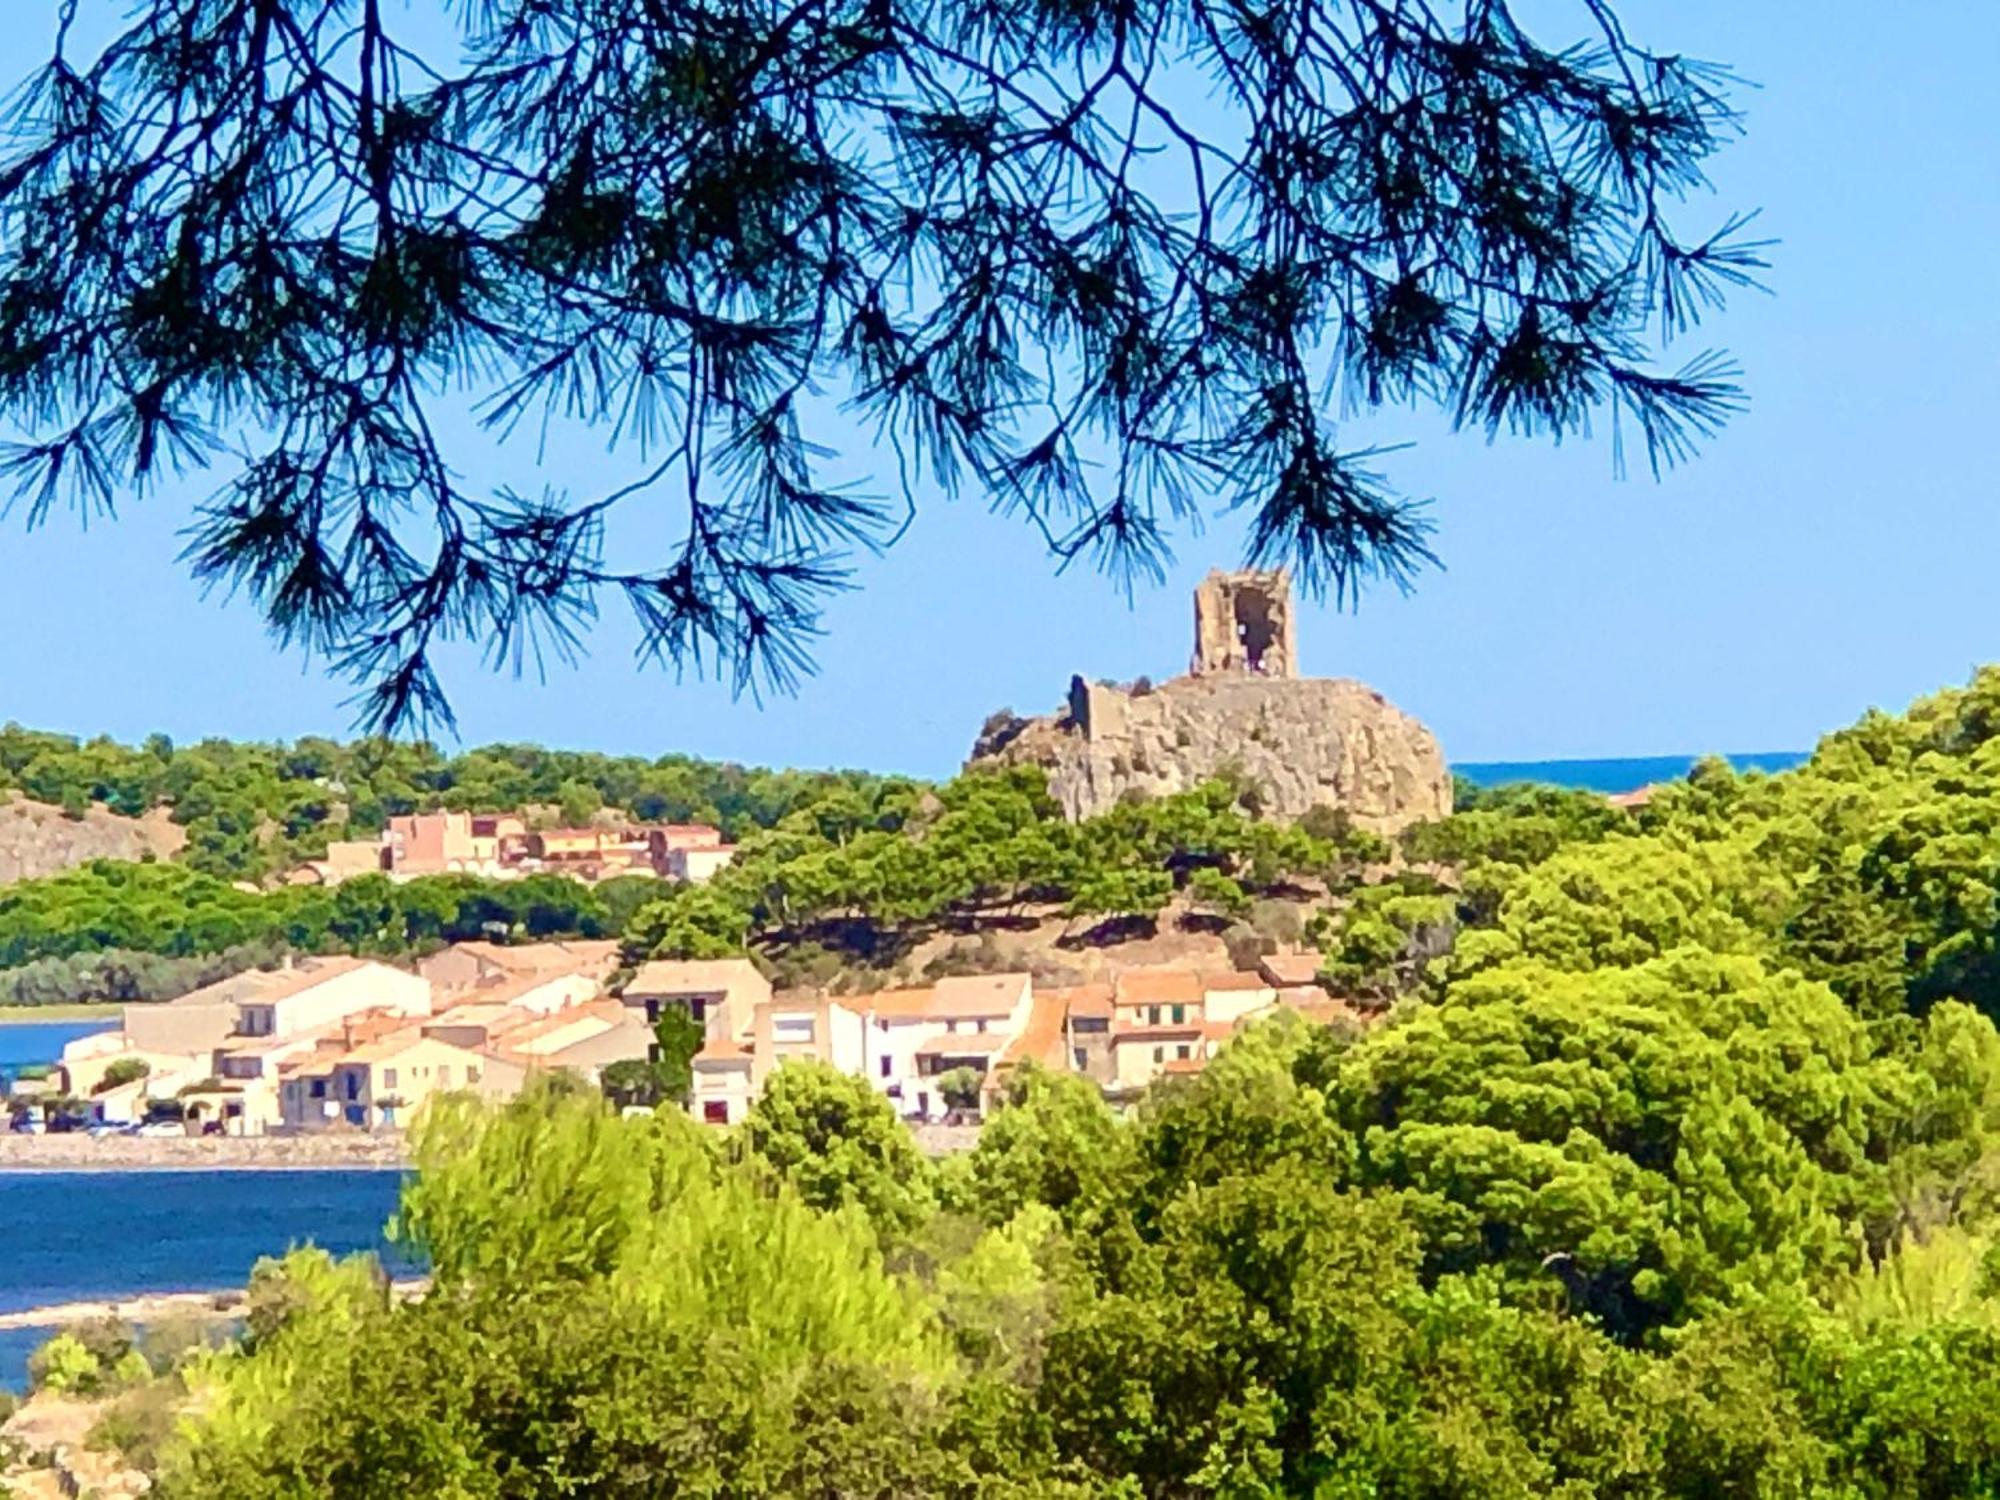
[0,1169,410,1390]
[0,1018,115,1087]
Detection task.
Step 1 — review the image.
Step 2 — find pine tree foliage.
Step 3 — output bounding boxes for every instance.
[0,0,1760,726]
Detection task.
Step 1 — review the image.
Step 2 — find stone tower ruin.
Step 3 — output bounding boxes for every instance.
[1190,568,1297,678]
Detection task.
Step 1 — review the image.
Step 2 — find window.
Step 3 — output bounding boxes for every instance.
[383,1068,398,1089]
[945,1019,958,1034]
[1175,1044,1192,1060]
[644,999,660,1024]
[1152,1046,1164,1063]
[1073,1047,1087,1070]
[880,1055,893,1078]
[773,1014,815,1043]
[1147,1005,1162,1024]
[309,1079,326,1100]
[1170,1004,1185,1024]
[344,1072,360,1101]
[975,1018,987,1033]
[877,1018,890,1033]
[690,997,707,1024]
[467,1066,480,1084]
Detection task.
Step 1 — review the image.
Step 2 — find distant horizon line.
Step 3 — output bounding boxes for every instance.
[1452,750,1809,795]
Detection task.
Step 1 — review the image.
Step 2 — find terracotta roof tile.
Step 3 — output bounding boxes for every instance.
[1257,953,1324,988]
[856,987,943,1021]
[1050,983,1114,1019]
[627,958,765,996]
[1113,968,1204,1006]
[996,989,1069,1070]
[1200,970,1275,993]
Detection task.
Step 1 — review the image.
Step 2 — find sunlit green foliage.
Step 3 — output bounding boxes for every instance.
[90,672,2000,1494]
[0,722,910,880]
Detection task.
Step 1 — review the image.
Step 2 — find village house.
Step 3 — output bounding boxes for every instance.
[664,844,737,883]
[381,811,522,879]
[480,1000,654,1085]
[287,838,386,886]
[648,825,725,858]
[750,993,870,1092]
[982,984,1074,1110]
[60,983,240,1101]
[1049,983,1115,1086]
[416,938,620,1000]
[1107,968,1209,1090]
[861,973,1035,1120]
[621,958,774,1124]
[1201,970,1280,1025]
[62,957,435,1133]
[622,958,772,1042]
[281,1030,525,1130]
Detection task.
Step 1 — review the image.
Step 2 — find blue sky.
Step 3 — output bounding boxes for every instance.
[1,3,1995,777]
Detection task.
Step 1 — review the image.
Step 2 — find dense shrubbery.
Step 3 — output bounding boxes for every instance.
[0,863,629,982]
[120,668,2000,1496]
[150,1036,2000,1497]
[0,724,911,880]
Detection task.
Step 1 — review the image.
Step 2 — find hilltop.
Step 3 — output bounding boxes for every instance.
[0,792,183,884]
[0,724,904,885]
[969,569,1451,829]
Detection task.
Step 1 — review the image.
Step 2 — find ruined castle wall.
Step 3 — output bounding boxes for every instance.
[1191,569,1298,678]
[980,674,1451,832]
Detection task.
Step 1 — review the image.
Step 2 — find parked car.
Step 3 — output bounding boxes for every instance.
[137,1121,184,1138]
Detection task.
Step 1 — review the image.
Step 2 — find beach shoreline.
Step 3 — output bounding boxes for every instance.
[0,1133,408,1172]
[0,1277,430,1333]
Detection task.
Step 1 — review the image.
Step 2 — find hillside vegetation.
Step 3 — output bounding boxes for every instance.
[22,668,2000,1496]
[0,726,908,881]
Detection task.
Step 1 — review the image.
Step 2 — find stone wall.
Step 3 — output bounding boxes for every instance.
[1190,568,1298,678]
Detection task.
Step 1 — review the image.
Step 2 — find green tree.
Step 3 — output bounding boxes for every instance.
[98,1056,151,1091]
[740,1063,935,1234]
[935,1066,985,1113]
[555,779,605,829]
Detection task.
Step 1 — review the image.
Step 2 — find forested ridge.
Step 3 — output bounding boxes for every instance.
[0,724,909,879]
[29,667,2000,1496]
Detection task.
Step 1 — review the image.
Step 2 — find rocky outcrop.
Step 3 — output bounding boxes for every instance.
[969,672,1451,832]
[0,792,185,884]
[0,793,186,884]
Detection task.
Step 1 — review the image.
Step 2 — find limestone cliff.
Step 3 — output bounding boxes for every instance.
[969,568,1449,830]
[0,792,185,884]
[968,672,1451,831]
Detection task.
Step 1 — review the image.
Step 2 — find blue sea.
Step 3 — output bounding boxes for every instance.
[0,1018,116,1087]
[1453,751,1808,795]
[0,1169,410,1390]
